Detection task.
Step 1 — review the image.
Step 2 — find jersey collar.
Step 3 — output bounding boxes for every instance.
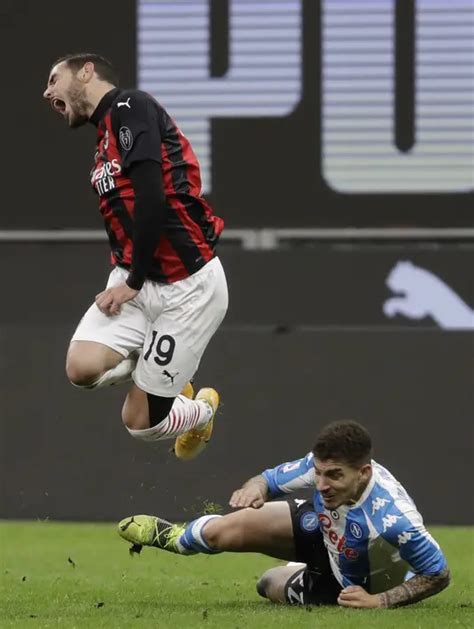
[89,87,122,126]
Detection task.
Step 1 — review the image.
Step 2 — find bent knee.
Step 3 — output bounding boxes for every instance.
[256,573,270,599]
[66,342,121,388]
[66,358,102,388]
[256,567,288,603]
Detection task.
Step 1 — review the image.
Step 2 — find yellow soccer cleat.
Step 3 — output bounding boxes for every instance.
[117,514,186,555]
[174,388,220,461]
[180,381,194,399]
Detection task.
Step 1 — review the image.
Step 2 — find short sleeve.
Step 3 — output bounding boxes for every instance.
[262,452,316,497]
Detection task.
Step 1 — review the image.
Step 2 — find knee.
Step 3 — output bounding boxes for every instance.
[256,567,285,603]
[256,573,270,599]
[204,513,252,551]
[66,356,102,388]
[66,342,123,388]
[201,518,226,551]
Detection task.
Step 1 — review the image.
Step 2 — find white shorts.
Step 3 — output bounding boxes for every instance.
[71,257,228,397]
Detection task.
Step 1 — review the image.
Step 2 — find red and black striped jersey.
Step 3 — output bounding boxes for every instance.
[89,88,224,283]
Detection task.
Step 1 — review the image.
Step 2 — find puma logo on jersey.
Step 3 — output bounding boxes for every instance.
[117,97,131,109]
[383,261,474,330]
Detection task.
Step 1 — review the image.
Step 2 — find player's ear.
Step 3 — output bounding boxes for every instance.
[80,62,95,83]
[359,463,372,482]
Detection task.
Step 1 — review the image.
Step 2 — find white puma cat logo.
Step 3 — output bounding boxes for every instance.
[117,98,131,109]
[383,261,474,330]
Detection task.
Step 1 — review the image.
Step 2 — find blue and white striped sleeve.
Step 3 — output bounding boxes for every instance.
[382,511,447,576]
[262,452,316,498]
[368,486,447,576]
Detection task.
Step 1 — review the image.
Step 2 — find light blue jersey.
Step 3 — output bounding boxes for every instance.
[262,453,446,593]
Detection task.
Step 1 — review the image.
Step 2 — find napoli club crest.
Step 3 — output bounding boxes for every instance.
[350,522,363,539]
[300,511,318,532]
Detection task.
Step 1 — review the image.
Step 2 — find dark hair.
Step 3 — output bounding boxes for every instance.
[52,53,119,85]
[313,420,372,468]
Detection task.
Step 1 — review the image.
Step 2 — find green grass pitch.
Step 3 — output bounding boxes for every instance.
[1,521,472,628]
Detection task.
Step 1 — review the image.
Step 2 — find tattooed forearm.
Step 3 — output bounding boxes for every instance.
[379,568,450,608]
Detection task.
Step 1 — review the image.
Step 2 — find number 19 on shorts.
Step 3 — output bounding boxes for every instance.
[144,331,176,366]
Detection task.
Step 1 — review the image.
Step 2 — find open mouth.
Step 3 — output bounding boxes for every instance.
[51,98,67,115]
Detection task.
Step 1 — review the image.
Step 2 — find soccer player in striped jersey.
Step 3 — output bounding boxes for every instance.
[118,421,450,608]
[43,54,228,459]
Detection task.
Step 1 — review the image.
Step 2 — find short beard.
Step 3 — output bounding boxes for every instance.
[67,80,90,128]
[69,111,89,128]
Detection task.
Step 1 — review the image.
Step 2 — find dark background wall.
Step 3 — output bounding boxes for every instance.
[0,1,473,524]
[0,243,473,524]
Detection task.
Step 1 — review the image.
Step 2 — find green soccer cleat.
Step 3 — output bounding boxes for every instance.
[117,515,187,555]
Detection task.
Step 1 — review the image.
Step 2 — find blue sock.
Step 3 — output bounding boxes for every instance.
[178,515,222,554]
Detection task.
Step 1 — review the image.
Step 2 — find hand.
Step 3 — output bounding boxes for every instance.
[95,283,139,316]
[338,585,382,609]
[229,485,266,509]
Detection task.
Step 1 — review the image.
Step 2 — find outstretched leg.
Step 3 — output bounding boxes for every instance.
[118,502,295,561]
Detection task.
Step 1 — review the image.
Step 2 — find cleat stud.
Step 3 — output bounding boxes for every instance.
[129,543,143,556]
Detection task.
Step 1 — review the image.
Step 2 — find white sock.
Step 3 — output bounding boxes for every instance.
[74,356,137,390]
[127,395,213,442]
[287,562,307,567]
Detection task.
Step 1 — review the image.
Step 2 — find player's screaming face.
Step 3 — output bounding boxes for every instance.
[314,458,372,509]
[43,62,90,128]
